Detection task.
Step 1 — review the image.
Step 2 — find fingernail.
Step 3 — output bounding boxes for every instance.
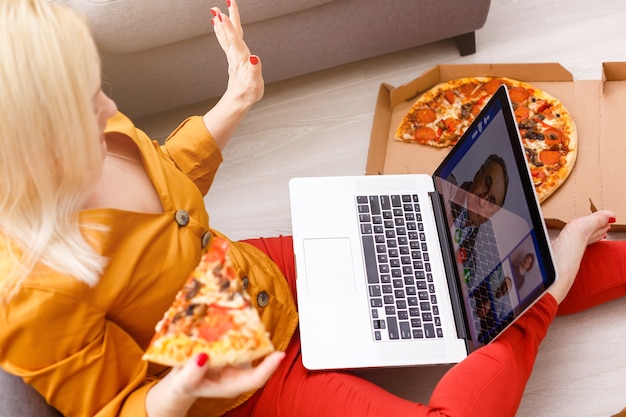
[227,0,231,7]
[211,18,215,26]
[249,55,259,65]
[609,217,617,223]
[196,353,208,367]
[211,9,217,16]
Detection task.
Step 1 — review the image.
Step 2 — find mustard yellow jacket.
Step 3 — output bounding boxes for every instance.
[0,113,298,416]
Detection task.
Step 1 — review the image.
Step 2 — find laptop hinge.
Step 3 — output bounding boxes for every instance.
[429,190,471,343]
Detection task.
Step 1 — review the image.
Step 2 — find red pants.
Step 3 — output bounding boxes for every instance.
[227,237,626,417]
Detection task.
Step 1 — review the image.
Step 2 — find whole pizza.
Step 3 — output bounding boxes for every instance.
[394,77,577,202]
[143,238,275,368]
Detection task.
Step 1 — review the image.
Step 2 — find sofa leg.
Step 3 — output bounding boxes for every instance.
[454,31,476,56]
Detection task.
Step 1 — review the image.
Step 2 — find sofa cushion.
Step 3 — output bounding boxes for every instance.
[0,368,62,417]
[49,0,336,53]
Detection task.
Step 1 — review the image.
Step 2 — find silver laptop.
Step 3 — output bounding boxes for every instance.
[289,86,557,370]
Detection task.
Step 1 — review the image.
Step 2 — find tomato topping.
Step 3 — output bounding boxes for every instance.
[537,101,552,113]
[443,117,459,132]
[539,150,561,166]
[444,90,455,105]
[413,127,437,143]
[514,106,530,122]
[415,108,437,124]
[470,104,481,117]
[530,167,541,176]
[205,238,228,263]
[530,167,547,185]
[475,95,488,106]
[459,83,477,96]
[198,309,234,342]
[509,86,530,103]
[541,107,555,119]
[544,128,563,146]
[484,78,504,95]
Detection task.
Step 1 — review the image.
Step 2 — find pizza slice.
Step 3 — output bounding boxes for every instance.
[142,237,275,368]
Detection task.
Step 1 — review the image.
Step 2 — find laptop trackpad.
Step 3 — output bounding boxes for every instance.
[303,238,357,295]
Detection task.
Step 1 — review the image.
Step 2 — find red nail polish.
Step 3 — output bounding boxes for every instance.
[211,9,217,17]
[610,217,617,223]
[227,0,231,7]
[249,55,259,65]
[196,353,208,367]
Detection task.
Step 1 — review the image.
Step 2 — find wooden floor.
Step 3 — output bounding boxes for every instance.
[138,0,626,415]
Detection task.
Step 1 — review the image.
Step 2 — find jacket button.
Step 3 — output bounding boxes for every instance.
[201,232,212,248]
[257,291,269,308]
[241,276,249,290]
[174,209,189,227]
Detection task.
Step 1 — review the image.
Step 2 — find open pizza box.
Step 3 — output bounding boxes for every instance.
[365,62,626,231]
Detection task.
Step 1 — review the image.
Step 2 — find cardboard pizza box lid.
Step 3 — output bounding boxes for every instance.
[365,62,626,231]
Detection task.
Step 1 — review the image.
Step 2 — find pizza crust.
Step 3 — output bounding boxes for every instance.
[143,330,275,369]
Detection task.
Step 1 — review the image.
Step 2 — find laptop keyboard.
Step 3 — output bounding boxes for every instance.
[357,194,444,342]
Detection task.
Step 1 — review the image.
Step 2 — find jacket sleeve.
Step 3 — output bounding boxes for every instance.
[160,116,224,196]
[0,285,154,417]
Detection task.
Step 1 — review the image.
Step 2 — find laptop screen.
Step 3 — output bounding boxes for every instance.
[433,85,557,350]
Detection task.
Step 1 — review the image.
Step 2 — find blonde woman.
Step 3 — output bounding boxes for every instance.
[0,1,283,415]
[1,1,623,417]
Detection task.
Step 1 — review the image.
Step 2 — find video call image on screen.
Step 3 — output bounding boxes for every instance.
[434,99,548,347]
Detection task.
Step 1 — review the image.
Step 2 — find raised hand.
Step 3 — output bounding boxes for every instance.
[211,0,264,108]
[202,0,264,150]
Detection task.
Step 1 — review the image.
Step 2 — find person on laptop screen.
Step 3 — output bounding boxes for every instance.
[447,153,509,231]
[2,2,626,417]
[444,153,509,286]
[510,251,536,288]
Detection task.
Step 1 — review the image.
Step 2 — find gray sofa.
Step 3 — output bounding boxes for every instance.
[52,0,491,120]
[0,369,62,417]
[1,1,491,415]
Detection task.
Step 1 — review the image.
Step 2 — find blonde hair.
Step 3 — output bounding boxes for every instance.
[0,0,107,297]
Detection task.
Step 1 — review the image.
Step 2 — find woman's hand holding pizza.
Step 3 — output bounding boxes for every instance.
[177,351,285,398]
[143,237,281,415]
[146,351,285,417]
